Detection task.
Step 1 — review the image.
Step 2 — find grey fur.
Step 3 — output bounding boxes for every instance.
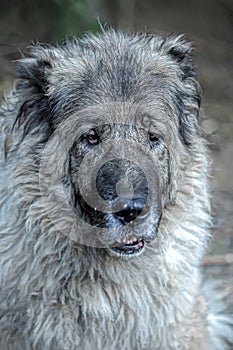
[0,30,232,349]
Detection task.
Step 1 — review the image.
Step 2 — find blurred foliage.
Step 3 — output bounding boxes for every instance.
[0,0,99,44]
[0,0,100,93]
[44,0,99,40]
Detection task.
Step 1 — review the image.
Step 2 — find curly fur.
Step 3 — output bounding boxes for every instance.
[0,30,232,350]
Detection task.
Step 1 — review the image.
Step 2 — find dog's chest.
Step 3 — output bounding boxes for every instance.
[77,280,160,349]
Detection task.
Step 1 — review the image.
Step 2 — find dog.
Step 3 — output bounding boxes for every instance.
[0,29,232,349]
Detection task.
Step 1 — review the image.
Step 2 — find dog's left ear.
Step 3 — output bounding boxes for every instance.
[165,35,197,79]
[161,35,202,145]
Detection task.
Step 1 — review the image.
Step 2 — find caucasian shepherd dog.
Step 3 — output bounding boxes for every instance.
[0,30,232,349]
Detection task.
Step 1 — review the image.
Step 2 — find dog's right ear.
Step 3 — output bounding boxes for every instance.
[17,56,52,94]
[13,47,58,135]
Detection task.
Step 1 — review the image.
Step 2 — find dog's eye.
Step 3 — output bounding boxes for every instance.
[148,132,159,144]
[86,132,99,145]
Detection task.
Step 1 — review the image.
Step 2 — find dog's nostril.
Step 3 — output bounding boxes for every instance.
[115,204,144,224]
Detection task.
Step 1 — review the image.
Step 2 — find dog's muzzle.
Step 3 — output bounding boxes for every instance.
[75,157,162,254]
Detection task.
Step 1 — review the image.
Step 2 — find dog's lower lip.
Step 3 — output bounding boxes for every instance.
[110,239,145,256]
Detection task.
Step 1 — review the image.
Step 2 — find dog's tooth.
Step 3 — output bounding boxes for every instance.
[119,236,140,245]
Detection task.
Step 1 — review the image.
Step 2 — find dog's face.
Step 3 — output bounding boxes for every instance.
[14,30,201,258]
[68,119,165,257]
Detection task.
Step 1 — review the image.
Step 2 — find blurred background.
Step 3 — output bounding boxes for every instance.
[0,0,232,275]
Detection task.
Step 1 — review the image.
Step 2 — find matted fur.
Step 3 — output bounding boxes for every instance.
[0,30,232,350]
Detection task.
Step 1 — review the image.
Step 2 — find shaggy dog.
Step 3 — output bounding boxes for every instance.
[0,30,232,349]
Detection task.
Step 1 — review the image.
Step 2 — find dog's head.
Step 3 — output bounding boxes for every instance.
[13,30,202,258]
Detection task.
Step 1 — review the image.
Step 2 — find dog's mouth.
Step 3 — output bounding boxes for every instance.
[109,237,145,257]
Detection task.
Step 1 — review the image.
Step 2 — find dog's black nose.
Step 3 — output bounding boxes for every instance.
[114,201,144,224]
